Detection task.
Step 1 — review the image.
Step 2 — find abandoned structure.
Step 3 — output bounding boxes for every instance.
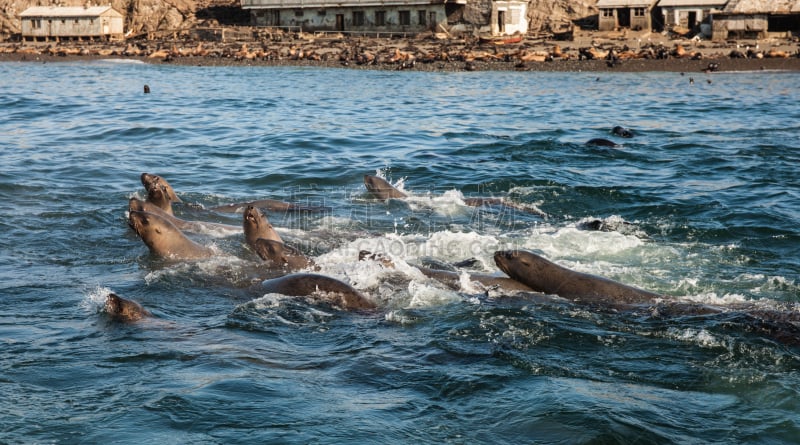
[711,0,800,40]
[658,0,727,33]
[240,0,464,34]
[239,0,528,36]
[19,5,124,41]
[596,0,658,31]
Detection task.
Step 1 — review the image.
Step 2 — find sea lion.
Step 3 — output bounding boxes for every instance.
[128,198,239,233]
[141,173,181,215]
[105,293,151,322]
[586,138,620,147]
[128,210,215,260]
[253,238,314,270]
[261,273,376,310]
[243,205,282,249]
[364,174,408,200]
[416,266,535,294]
[494,249,662,305]
[611,126,634,138]
[211,199,331,214]
[363,174,539,214]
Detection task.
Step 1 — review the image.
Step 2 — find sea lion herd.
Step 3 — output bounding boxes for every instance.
[109,172,800,347]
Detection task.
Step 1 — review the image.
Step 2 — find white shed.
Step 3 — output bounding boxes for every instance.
[20,5,124,41]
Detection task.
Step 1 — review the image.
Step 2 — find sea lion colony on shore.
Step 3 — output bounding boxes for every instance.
[2,34,797,69]
[114,172,800,346]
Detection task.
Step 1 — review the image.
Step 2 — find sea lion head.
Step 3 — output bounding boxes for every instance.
[141,173,181,203]
[243,205,282,245]
[105,293,151,322]
[364,174,407,200]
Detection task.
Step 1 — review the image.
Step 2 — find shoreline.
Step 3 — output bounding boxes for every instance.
[2,32,799,73]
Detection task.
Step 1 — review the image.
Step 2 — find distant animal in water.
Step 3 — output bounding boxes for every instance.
[586,138,620,147]
[105,293,151,322]
[611,126,634,138]
[143,85,150,94]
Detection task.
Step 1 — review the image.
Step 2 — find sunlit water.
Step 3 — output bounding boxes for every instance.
[1,60,799,443]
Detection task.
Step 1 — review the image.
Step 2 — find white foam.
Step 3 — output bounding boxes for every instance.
[81,285,113,313]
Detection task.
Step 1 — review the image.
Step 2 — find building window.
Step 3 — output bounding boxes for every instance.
[353,11,364,26]
[375,11,385,26]
[399,10,410,26]
[418,10,426,26]
[633,7,645,17]
[318,10,326,16]
[32,19,42,29]
[294,9,303,17]
[602,9,614,18]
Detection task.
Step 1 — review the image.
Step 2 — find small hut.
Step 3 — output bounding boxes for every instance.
[20,5,124,42]
[596,0,659,31]
[711,0,800,40]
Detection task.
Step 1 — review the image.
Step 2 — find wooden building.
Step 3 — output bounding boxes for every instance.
[596,0,659,31]
[20,5,124,42]
[711,0,800,40]
[658,0,728,34]
[240,0,466,35]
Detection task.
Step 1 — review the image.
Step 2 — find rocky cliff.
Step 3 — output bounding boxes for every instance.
[0,0,597,38]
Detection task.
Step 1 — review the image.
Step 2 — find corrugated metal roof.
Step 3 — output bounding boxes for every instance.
[658,0,727,7]
[724,0,800,13]
[20,5,121,18]
[597,0,655,8]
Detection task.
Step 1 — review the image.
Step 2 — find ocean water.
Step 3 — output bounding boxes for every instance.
[1,60,799,444]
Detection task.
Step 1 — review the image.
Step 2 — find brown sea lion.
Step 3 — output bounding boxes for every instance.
[253,239,314,270]
[105,293,151,322]
[357,250,532,294]
[416,266,535,294]
[364,174,542,215]
[128,210,215,260]
[243,205,282,250]
[211,199,331,214]
[364,174,408,200]
[261,273,376,310]
[494,249,662,305]
[141,173,181,215]
[128,198,239,233]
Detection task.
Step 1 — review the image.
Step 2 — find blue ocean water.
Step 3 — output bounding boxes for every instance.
[1,60,799,444]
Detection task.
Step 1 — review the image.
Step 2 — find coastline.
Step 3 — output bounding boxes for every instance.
[2,30,799,73]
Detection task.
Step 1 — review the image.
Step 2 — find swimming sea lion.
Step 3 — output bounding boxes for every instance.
[253,239,314,270]
[586,138,620,147]
[261,273,376,310]
[494,249,662,305]
[211,199,331,214]
[128,210,214,260]
[611,126,634,138]
[141,173,181,215]
[363,174,539,214]
[364,175,408,200]
[243,205,282,249]
[416,266,535,294]
[105,292,151,322]
[129,198,239,233]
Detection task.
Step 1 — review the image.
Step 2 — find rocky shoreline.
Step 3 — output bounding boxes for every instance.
[2,29,799,73]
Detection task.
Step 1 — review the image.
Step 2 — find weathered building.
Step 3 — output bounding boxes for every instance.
[19,5,124,41]
[711,0,800,40]
[658,0,727,34]
[240,0,466,35]
[489,0,528,35]
[596,0,659,31]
